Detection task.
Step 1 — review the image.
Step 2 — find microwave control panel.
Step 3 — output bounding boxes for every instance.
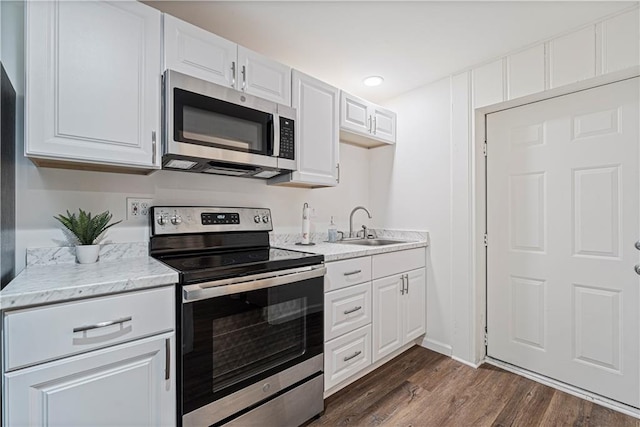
[279,117,295,160]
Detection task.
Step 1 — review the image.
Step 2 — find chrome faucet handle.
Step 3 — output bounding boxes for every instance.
[336,231,345,241]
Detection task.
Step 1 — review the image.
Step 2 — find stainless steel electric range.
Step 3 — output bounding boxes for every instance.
[149,206,325,427]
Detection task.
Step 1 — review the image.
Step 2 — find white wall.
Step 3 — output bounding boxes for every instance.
[369,5,639,365]
[14,142,370,272]
[369,78,453,355]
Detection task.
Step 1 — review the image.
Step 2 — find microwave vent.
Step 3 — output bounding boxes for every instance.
[165,159,198,170]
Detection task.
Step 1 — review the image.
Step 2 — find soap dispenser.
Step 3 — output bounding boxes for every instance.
[328,216,338,243]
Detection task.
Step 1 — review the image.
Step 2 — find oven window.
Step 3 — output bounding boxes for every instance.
[181,277,323,415]
[174,88,273,155]
[211,295,306,393]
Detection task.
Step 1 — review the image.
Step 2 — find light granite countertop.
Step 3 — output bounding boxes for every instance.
[0,257,178,311]
[276,240,428,262]
[274,230,429,262]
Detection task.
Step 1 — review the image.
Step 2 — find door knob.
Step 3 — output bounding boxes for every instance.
[635,241,640,250]
[635,264,640,275]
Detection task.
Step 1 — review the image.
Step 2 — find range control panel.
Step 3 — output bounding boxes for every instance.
[151,207,272,235]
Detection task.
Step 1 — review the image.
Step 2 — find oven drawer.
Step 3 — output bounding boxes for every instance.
[324,324,372,390]
[324,282,371,341]
[325,256,372,291]
[4,286,174,371]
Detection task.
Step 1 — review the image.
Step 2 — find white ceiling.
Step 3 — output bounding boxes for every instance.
[146,1,636,102]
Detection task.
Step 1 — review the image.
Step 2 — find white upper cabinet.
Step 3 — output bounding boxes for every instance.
[507,44,545,100]
[601,10,640,74]
[549,26,596,88]
[341,94,370,135]
[371,106,396,144]
[270,70,339,187]
[237,46,291,106]
[163,14,236,88]
[163,15,291,106]
[26,1,161,171]
[339,92,396,147]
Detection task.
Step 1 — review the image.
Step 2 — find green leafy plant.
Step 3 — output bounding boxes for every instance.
[54,209,122,246]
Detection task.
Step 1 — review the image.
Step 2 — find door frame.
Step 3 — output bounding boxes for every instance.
[471,66,640,415]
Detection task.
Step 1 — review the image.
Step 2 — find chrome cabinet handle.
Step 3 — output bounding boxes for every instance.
[231,61,236,87]
[73,316,132,333]
[343,306,362,315]
[165,338,171,380]
[343,350,362,362]
[336,163,340,183]
[367,116,372,133]
[343,269,362,276]
[152,131,157,164]
[635,264,640,275]
[241,65,246,91]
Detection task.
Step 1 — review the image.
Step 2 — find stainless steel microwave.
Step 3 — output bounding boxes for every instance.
[163,70,296,179]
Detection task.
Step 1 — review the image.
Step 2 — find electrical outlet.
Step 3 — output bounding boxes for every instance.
[126,198,153,220]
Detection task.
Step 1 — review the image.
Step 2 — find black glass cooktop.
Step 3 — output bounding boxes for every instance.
[157,247,324,285]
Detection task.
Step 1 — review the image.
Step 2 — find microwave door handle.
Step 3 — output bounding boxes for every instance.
[272,114,280,157]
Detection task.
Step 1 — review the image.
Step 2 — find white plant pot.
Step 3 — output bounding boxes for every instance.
[76,244,100,264]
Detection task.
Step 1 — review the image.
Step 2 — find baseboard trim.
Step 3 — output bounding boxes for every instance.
[420,338,452,356]
[485,357,640,419]
[451,355,483,369]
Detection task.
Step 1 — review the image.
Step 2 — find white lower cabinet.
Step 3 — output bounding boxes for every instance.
[2,287,176,427]
[325,281,371,341]
[4,334,175,427]
[372,268,426,362]
[323,248,426,393]
[324,325,372,390]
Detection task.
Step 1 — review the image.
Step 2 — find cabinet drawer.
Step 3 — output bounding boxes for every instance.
[4,286,174,371]
[324,324,372,391]
[325,257,371,291]
[325,282,371,341]
[372,247,426,279]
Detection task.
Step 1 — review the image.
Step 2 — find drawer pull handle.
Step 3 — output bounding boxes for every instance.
[73,316,132,333]
[343,350,362,362]
[343,270,362,276]
[343,306,363,315]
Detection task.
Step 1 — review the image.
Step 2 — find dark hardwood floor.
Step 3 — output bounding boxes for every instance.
[310,346,639,427]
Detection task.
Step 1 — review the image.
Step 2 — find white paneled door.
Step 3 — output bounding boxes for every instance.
[487,77,639,408]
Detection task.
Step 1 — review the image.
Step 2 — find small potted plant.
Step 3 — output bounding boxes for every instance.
[54,209,122,264]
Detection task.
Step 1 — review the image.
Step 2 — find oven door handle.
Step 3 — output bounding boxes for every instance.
[182,265,326,303]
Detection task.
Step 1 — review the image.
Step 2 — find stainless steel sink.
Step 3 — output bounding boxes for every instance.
[338,238,411,246]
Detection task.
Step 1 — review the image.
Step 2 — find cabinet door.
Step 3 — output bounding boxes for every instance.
[290,70,339,186]
[237,46,291,106]
[26,1,161,169]
[372,275,403,362]
[403,268,426,342]
[4,334,175,427]
[340,92,370,135]
[163,14,236,88]
[371,106,396,143]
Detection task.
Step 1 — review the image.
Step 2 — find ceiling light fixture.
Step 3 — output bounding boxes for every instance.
[363,76,384,87]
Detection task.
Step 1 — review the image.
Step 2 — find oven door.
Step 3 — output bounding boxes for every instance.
[180,267,324,425]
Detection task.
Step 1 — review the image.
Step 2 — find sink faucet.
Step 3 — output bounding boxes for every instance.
[349,206,372,238]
